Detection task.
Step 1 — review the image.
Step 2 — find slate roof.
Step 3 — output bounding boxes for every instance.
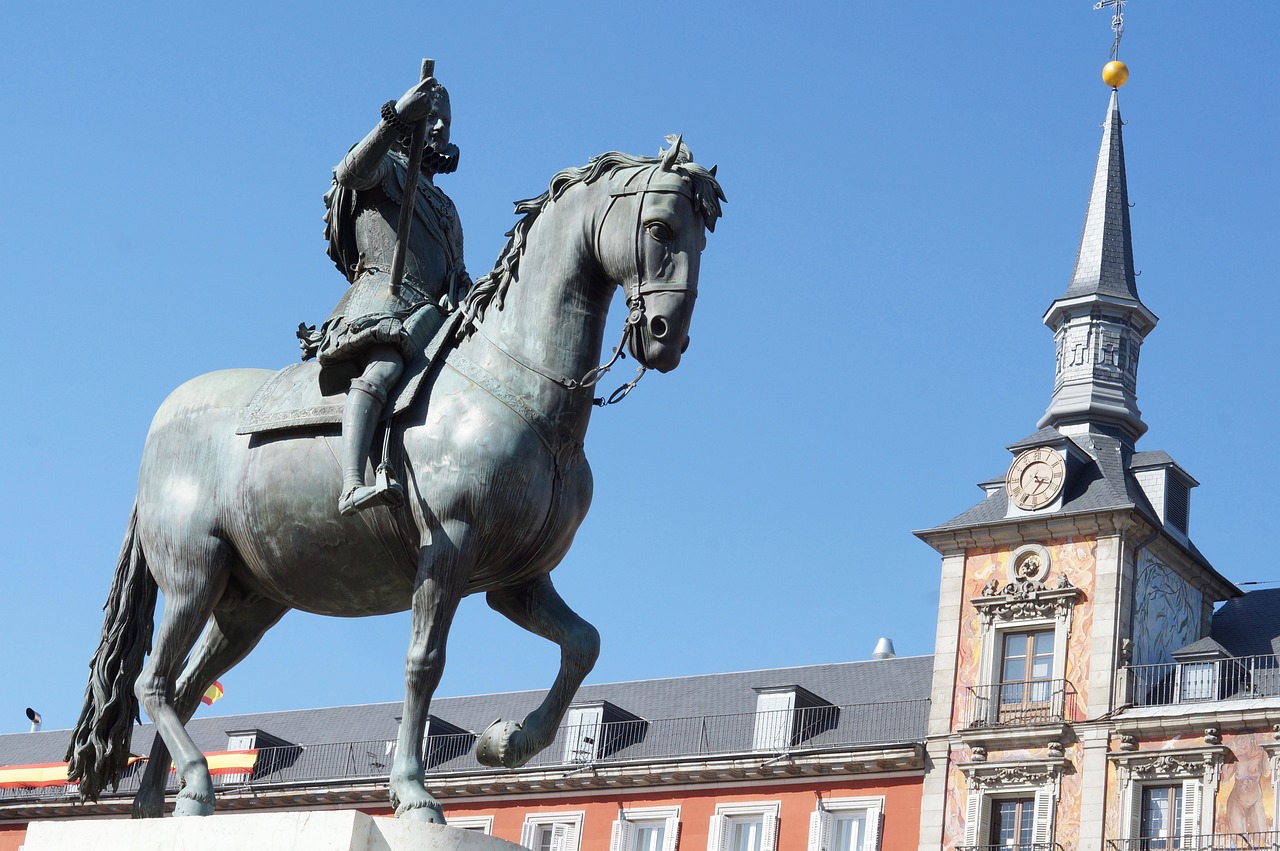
[920,428,1159,535]
[1211,588,1280,658]
[0,656,932,770]
[1063,89,1140,302]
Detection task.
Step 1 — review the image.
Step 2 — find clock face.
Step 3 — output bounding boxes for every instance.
[1006,447,1066,510]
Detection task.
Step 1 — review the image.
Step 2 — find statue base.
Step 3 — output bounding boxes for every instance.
[23,810,524,851]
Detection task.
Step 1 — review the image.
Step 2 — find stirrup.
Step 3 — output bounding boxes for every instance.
[338,474,404,517]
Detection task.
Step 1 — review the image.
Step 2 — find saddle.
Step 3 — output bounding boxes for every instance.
[236,311,464,436]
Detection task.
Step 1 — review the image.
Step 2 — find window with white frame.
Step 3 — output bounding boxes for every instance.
[447,814,494,834]
[961,765,1058,849]
[1112,749,1217,849]
[807,796,883,851]
[708,801,780,851]
[611,805,680,851]
[520,811,583,851]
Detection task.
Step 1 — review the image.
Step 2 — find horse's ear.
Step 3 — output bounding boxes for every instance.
[661,134,684,170]
[709,164,718,178]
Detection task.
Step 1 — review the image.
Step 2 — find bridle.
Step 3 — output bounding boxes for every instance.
[476,161,699,407]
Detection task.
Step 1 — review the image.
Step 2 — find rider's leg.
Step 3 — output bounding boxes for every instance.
[338,346,404,516]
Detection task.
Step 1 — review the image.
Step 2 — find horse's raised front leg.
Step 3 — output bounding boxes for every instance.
[389,518,472,822]
[476,575,600,769]
[132,593,288,818]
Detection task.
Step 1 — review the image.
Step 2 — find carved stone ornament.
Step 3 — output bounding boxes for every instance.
[1115,748,1223,787]
[964,762,1061,790]
[970,746,988,763]
[1117,734,1137,752]
[1007,545,1052,585]
[973,576,1080,625]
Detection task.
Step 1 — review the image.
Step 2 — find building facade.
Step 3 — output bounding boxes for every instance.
[914,86,1280,851]
[0,658,930,850]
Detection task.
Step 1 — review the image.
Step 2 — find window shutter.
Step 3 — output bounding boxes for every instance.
[520,821,537,849]
[864,809,882,851]
[807,811,832,851]
[1181,778,1202,840]
[761,812,779,851]
[610,819,633,851]
[1127,785,1143,841]
[661,817,681,851]
[963,790,982,847]
[1032,789,1055,845]
[562,822,579,851]
[708,814,726,851]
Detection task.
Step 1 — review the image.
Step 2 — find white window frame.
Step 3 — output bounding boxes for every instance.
[961,764,1058,848]
[611,805,681,851]
[1113,753,1218,844]
[707,801,780,851]
[807,796,883,851]
[520,810,584,851]
[447,814,494,834]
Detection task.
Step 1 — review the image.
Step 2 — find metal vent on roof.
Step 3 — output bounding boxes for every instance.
[1166,477,1189,534]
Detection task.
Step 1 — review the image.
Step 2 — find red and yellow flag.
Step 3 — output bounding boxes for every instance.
[200,680,225,706]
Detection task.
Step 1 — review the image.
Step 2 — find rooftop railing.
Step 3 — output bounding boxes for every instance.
[958,680,1076,729]
[0,698,928,804]
[1124,654,1280,707]
[1107,831,1280,850]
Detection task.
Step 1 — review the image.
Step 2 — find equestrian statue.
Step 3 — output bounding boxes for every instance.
[65,60,725,822]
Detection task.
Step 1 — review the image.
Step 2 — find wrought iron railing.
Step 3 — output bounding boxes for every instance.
[1107,831,1280,850]
[958,680,1076,728]
[1124,654,1280,707]
[957,843,1061,851]
[0,698,928,803]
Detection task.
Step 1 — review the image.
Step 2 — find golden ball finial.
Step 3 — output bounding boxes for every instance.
[1102,60,1129,88]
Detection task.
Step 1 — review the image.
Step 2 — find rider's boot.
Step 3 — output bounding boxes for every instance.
[337,377,404,516]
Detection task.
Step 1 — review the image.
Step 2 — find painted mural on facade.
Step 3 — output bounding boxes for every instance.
[1131,552,1202,668]
[945,538,1097,843]
[1102,732,1274,841]
[952,538,1097,729]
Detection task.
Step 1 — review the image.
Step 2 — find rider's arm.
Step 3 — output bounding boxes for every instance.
[335,79,441,190]
[333,119,399,191]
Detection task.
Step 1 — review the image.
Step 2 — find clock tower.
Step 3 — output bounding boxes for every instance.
[913,77,1240,851]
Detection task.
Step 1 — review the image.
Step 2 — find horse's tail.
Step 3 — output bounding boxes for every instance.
[65,500,157,801]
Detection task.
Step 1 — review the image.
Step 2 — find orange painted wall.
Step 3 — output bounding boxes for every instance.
[442,776,923,849]
[0,824,24,851]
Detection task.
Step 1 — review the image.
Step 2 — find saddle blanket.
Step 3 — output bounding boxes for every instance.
[236,312,462,436]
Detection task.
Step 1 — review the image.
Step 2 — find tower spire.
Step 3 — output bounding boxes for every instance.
[1038,89,1157,445]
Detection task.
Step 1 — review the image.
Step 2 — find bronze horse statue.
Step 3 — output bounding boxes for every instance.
[67,142,724,821]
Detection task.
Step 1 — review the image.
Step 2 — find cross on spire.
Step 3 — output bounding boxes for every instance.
[1093,0,1127,60]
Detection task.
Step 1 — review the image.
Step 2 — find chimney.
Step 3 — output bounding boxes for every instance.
[871,638,896,660]
[25,708,42,733]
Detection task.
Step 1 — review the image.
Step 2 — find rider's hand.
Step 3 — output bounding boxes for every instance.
[394,78,440,124]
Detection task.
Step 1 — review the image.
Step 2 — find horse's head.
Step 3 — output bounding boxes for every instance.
[592,138,725,373]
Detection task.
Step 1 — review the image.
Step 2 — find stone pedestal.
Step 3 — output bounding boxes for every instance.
[23,810,525,851]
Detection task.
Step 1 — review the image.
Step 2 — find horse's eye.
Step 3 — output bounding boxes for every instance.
[646,221,674,242]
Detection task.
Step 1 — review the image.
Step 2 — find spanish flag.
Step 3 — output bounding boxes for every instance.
[0,762,72,789]
[200,680,225,706]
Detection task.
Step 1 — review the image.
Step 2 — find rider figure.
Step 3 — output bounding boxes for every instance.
[300,72,469,516]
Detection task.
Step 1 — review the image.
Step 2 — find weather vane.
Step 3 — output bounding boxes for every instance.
[1094,0,1130,88]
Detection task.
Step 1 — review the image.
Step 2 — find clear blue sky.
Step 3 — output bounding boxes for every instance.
[1,2,1276,735]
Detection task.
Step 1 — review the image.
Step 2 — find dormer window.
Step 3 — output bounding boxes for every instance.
[752,686,838,751]
[562,701,646,764]
[1130,454,1197,537]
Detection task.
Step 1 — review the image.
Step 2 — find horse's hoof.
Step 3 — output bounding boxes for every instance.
[476,718,533,769]
[173,789,215,817]
[395,799,446,823]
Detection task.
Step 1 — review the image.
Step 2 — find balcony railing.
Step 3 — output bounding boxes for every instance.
[0,698,928,804]
[959,680,1076,729]
[1107,831,1280,850]
[1124,654,1280,707]
[957,844,1061,851]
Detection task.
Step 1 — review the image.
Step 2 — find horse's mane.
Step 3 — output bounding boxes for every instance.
[458,148,725,335]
